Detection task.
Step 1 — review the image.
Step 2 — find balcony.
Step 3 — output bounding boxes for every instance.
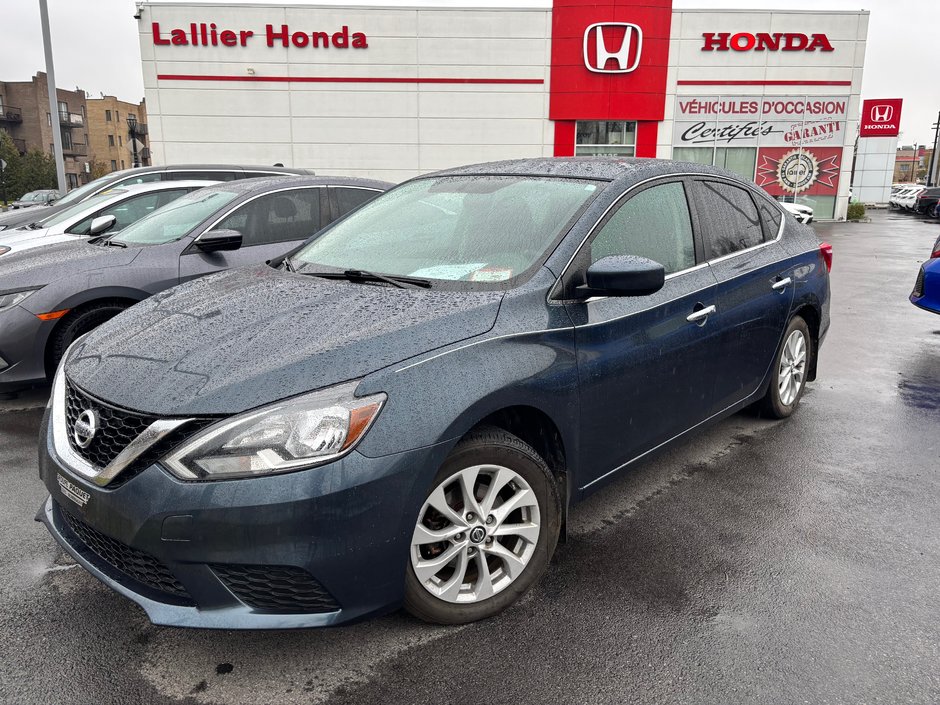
[12,138,26,154]
[59,112,84,127]
[63,142,88,156]
[0,106,22,123]
[140,147,151,160]
[129,122,148,136]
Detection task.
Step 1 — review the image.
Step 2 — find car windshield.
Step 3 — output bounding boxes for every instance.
[54,170,138,206]
[294,176,600,289]
[20,192,43,202]
[110,189,240,246]
[39,190,130,228]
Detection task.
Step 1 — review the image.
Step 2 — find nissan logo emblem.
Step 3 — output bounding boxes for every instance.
[73,409,99,449]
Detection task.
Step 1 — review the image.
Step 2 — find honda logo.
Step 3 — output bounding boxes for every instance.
[870,104,894,123]
[583,23,643,74]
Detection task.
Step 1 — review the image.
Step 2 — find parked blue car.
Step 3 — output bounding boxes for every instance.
[37,158,831,629]
[910,234,940,314]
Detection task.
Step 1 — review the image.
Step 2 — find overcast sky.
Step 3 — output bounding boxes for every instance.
[1,0,937,144]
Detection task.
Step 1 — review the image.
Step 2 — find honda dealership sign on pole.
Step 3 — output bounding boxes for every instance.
[853,98,904,205]
[859,98,903,137]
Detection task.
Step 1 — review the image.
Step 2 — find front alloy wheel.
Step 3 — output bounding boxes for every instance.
[404,427,560,624]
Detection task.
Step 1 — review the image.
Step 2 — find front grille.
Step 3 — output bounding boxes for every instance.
[913,267,926,298]
[211,564,340,614]
[65,381,157,469]
[58,502,190,600]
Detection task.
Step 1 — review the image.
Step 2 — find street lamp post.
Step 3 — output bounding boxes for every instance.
[911,143,919,184]
[126,115,140,168]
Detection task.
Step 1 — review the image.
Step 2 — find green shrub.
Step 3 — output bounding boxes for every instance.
[846,202,866,221]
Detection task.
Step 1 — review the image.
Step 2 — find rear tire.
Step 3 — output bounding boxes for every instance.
[404,427,561,625]
[47,302,129,375]
[758,315,811,419]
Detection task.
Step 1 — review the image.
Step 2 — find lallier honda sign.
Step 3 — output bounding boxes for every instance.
[674,95,848,197]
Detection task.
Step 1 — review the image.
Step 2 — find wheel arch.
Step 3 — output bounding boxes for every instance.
[461,404,571,540]
[42,286,150,379]
[791,300,821,381]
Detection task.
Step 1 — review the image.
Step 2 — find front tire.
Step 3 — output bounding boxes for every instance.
[404,427,561,625]
[759,315,811,419]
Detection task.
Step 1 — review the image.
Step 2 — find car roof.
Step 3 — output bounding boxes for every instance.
[95,180,220,197]
[194,174,394,196]
[424,157,751,188]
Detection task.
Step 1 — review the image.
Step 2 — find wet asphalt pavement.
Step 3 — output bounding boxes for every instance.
[1,209,939,705]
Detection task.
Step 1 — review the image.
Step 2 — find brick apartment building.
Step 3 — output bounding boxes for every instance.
[0,72,89,188]
[86,95,150,173]
[0,72,149,189]
[894,145,933,184]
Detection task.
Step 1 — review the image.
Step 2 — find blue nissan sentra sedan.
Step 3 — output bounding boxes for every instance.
[910,233,940,315]
[36,158,831,629]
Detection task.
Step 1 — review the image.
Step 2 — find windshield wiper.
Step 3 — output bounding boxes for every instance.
[303,269,432,289]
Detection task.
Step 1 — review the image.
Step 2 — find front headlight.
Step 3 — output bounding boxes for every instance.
[163,381,386,481]
[0,287,41,313]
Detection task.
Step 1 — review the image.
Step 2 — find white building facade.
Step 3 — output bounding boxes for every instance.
[137,0,869,219]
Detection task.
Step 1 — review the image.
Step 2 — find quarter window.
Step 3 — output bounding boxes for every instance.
[590,182,696,274]
[695,181,764,258]
[215,188,322,246]
[756,197,782,240]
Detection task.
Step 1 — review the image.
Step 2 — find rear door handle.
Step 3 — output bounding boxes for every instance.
[771,277,792,291]
[686,304,717,323]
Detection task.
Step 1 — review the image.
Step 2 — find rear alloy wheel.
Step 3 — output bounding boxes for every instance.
[404,428,560,624]
[759,315,811,419]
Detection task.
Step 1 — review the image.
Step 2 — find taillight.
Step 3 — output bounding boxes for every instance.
[931,240,940,259]
[820,242,833,272]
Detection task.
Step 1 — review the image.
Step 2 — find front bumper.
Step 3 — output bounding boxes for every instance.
[38,414,453,629]
[0,305,52,391]
[910,263,940,315]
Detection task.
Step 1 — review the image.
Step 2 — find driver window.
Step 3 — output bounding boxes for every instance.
[590,182,695,274]
[67,189,188,235]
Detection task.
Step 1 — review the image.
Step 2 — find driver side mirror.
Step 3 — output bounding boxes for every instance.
[582,255,666,297]
[196,229,242,252]
[88,214,117,236]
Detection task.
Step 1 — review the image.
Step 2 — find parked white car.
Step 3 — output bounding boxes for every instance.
[781,201,814,224]
[0,181,217,257]
[898,186,925,211]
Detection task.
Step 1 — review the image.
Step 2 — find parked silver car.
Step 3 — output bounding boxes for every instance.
[0,181,216,257]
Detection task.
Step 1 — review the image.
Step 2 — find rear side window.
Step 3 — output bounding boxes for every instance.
[695,180,764,258]
[167,171,238,181]
[215,188,322,246]
[333,187,381,218]
[589,181,696,275]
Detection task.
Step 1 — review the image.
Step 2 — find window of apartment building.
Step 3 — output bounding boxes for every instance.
[84,133,88,146]
[121,160,125,168]
[575,121,637,157]
[61,130,72,149]
[105,110,112,121]
[118,135,122,146]
[108,135,114,147]
[46,113,51,126]
[110,160,117,170]
[67,173,78,189]
[115,110,120,122]
[57,100,68,120]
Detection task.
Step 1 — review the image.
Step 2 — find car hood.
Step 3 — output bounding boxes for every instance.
[0,205,56,229]
[0,239,139,290]
[66,266,505,416]
[0,226,54,243]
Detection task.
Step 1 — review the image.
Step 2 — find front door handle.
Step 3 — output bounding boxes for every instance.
[771,277,792,291]
[686,304,717,323]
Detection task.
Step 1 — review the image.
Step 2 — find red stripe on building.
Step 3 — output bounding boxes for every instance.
[156,74,544,85]
[677,80,852,86]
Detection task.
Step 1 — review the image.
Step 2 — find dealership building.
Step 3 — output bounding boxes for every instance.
[136,0,869,219]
